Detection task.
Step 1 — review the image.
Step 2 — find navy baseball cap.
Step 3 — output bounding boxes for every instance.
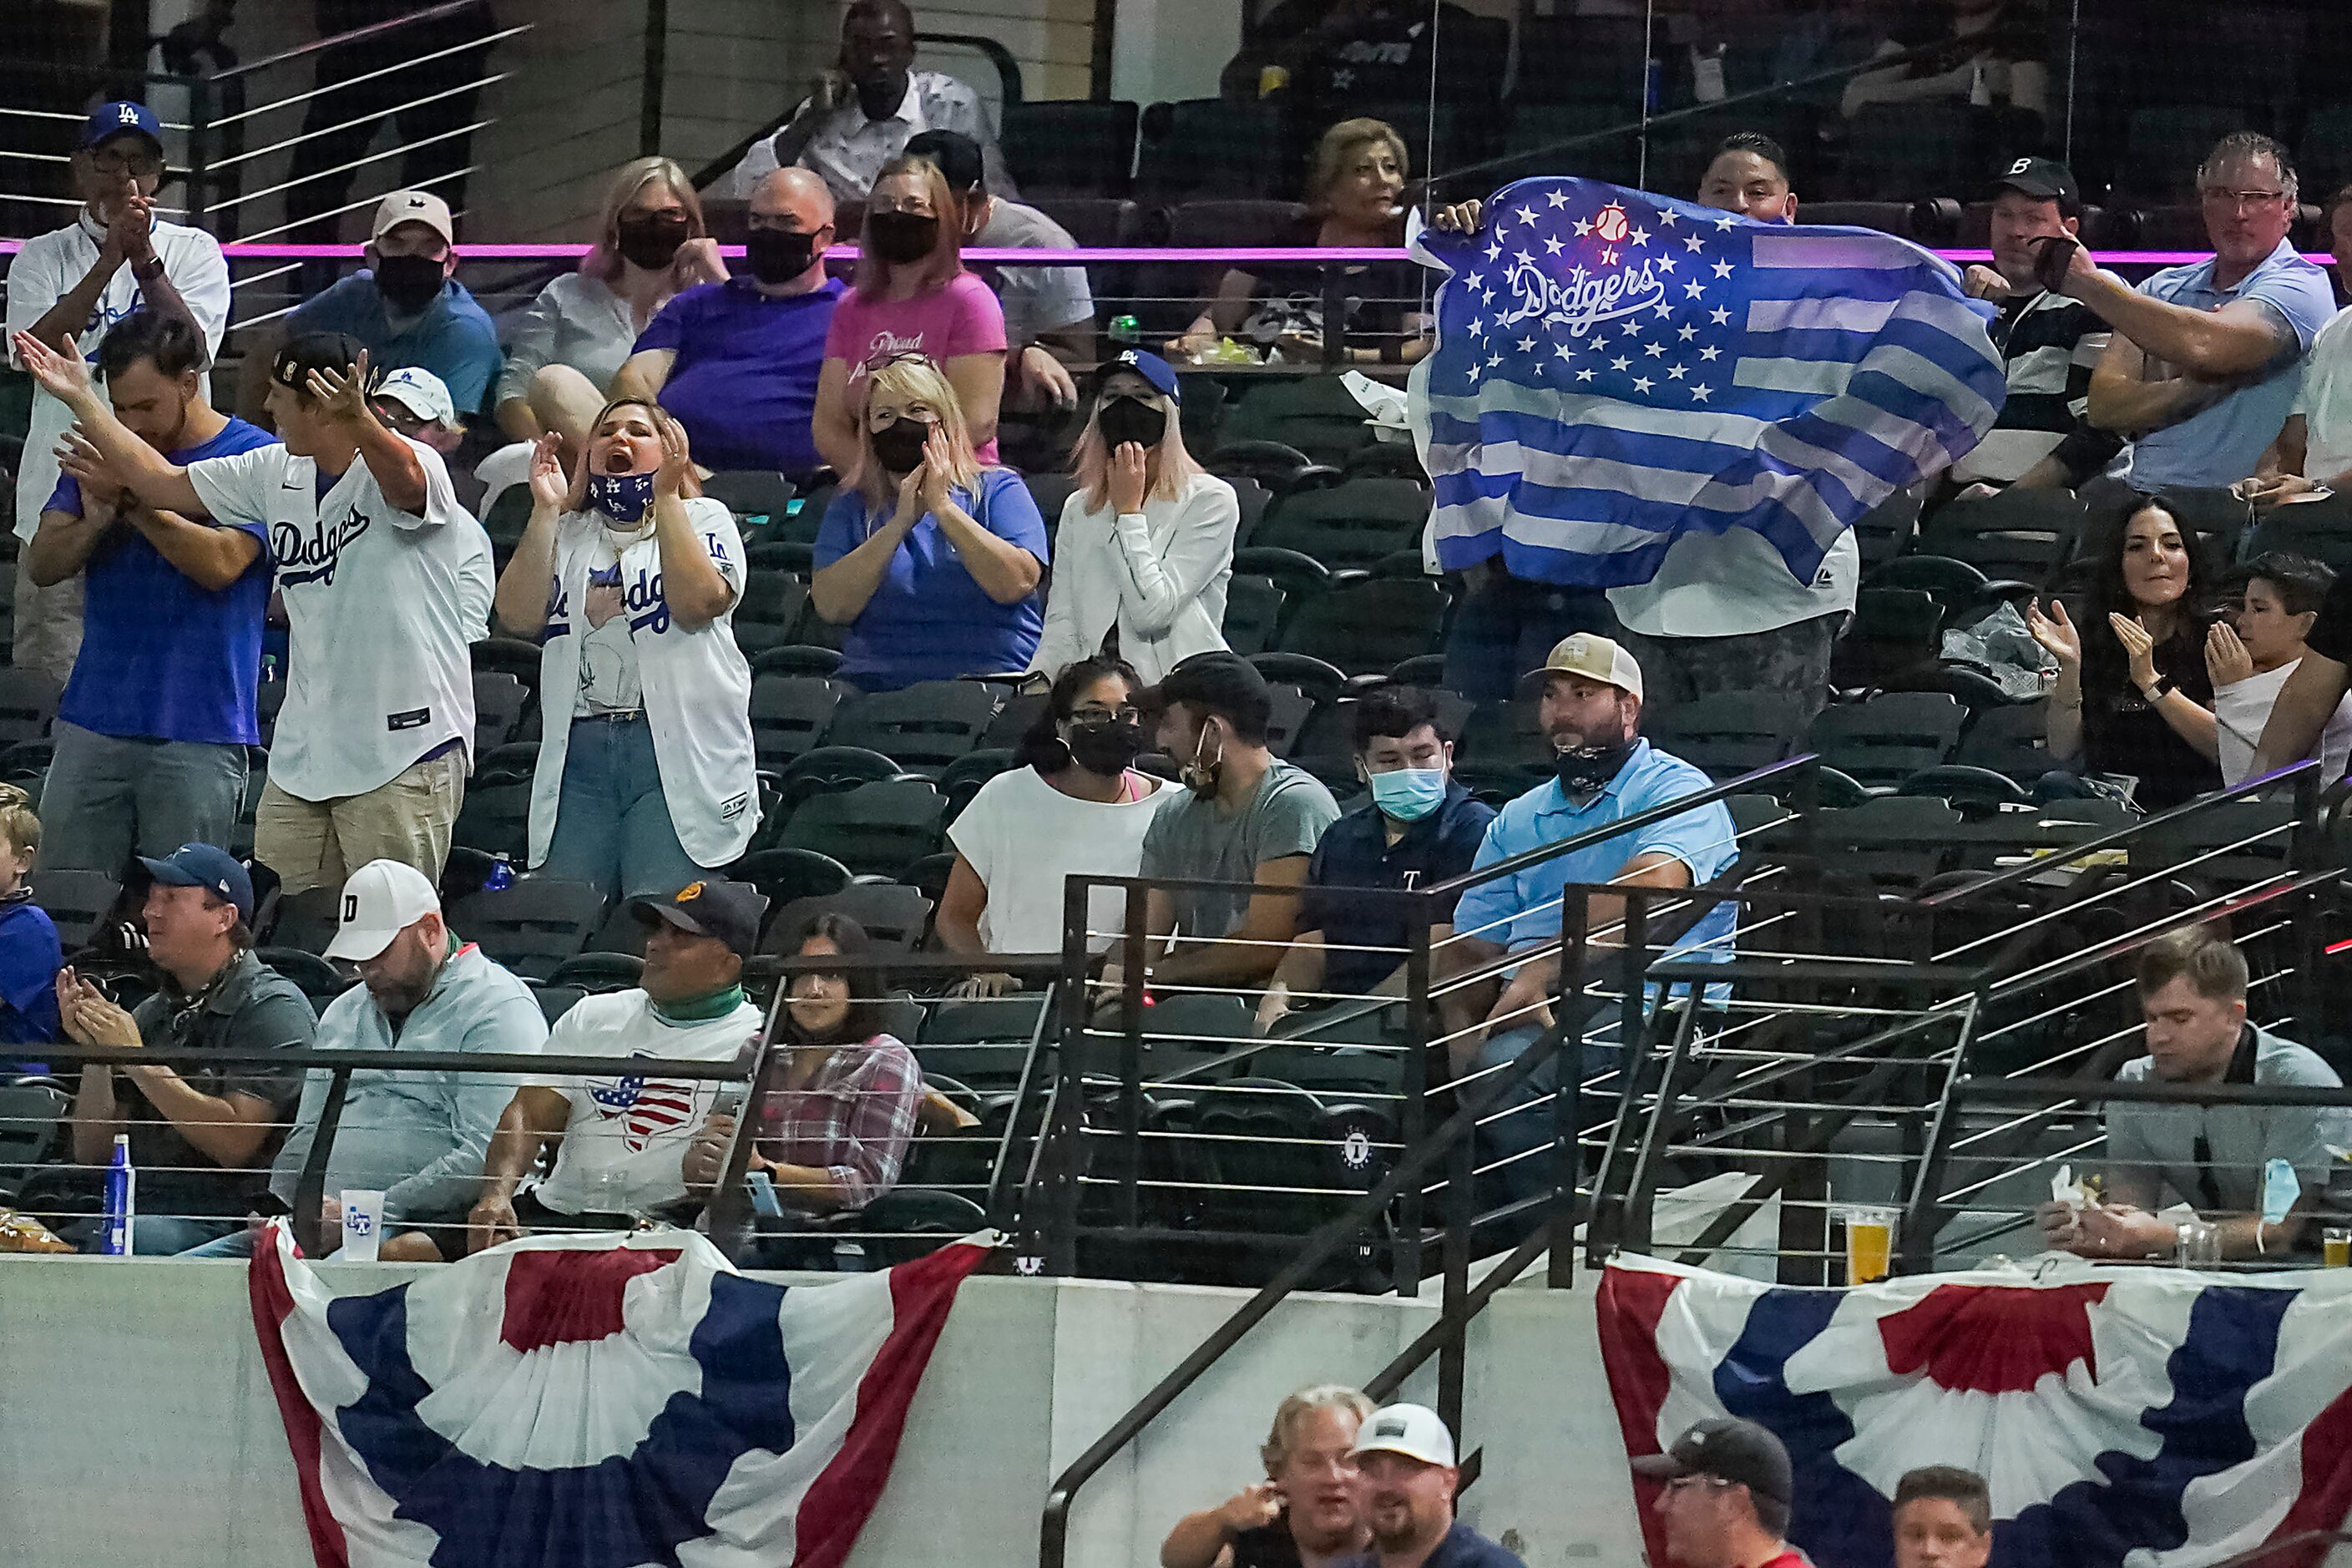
[630,879,766,960]
[136,843,255,923]
[83,101,164,153]
[1103,348,1181,405]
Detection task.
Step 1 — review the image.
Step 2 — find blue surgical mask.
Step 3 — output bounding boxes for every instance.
[1367,766,1447,822]
[586,470,655,524]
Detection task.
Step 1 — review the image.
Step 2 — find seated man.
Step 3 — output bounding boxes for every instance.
[261,190,503,418]
[1891,1466,1993,1568]
[2243,185,2352,508]
[1125,653,1342,994]
[719,0,1013,209]
[63,844,315,1254]
[1259,686,1495,1031]
[2063,134,2336,493]
[2037,929,2351,1262]
[468,881,764,1252]
[905,128,1094,458]
[608,168,842,484]
[1950,157,2121,491]
[188,860,549,1259]
[1161,1385,1373,1568]
[28,311,276,873]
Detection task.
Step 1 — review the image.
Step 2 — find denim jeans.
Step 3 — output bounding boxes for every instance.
[66,1213,239,1256]
[539,716,705,902]
[1441,568,1616,704]
[40,721,249,873]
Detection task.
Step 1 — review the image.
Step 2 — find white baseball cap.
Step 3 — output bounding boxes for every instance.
[326,859,443,962]
[1530,631,1645,701]
[1348,1403,1457,1469]
[371,188,455,246]
[371,366,458,427]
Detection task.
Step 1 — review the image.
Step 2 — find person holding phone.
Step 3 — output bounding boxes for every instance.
[1161,1386,1373,1568]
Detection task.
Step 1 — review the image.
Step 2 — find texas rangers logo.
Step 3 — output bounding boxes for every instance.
[588,1068,699,1151]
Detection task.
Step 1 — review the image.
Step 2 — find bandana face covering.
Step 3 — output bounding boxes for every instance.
[586,469,656,524]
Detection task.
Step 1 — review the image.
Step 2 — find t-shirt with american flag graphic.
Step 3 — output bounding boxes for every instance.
[528,989,760,1217]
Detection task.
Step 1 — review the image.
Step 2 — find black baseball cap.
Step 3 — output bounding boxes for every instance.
[1631,1416,1794,1508]
[630,879,766,960]
[1151,650,1272,729]
[271,331,364,393]
[134,842,255,923]
[1988,155,2081,214]
[903,128,986,195]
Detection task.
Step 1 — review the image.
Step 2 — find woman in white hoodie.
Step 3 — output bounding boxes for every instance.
[1030,349,1240,684]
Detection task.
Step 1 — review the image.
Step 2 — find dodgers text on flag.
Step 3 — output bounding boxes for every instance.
[1409,178,2005,589]
[1596,1253,2352,1568]
[249,1222,987,1568]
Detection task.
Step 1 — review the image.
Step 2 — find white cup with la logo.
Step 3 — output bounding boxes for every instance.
[341,1189,387,1262]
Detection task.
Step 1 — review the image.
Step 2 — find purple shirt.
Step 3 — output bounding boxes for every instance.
[45,416,277,745]
[635,276,842,476]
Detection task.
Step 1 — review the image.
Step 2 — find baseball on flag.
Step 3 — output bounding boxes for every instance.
[249,1221,987,1568]
[1596,1253,2352,1568]
[1409,176,2005,588]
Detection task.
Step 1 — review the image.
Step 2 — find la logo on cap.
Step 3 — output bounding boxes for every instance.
[676,882,706,902]
[119,104,142,124]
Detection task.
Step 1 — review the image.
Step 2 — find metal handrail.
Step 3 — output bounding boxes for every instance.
[210,0,497,84]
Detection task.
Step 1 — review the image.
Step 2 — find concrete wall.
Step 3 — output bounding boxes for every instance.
[0,1256,1642,1568]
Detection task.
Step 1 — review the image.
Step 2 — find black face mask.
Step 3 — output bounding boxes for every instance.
[373,252,444,315]
[744,226,818,285]
[1095,395,1164,450]
[1555,738,1637,795]
[870,416,934,475]
[616,212,691,271]
[1065,717,1146,776]
[864,210,939,266]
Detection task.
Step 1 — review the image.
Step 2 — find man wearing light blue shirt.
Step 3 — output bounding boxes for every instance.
[2060,133,2338,492]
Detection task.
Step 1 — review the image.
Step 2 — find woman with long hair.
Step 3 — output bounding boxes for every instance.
[812,153,1009,475]
[492,157,726,450]
[1168,117,1432,366]
[937,655,1171,995]
[809,352,1046,689]
[2027,498,2223,808]
[493,397,759,898]
[1031,350,1241,683]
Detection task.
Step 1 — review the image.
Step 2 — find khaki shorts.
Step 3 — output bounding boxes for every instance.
[255,747,468,897]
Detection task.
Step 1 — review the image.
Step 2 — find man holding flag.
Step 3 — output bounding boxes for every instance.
[1415,164,2003,724]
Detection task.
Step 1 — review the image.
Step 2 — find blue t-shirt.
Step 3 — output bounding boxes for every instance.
[286,273,503,414]
[812,467,1049,690]
[0,897,62,1055]
[45,415,277,746]
[635,276,842,476]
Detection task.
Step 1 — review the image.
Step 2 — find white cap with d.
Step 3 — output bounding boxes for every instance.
[1348,1403,1458,1468]
[325,859,442,962]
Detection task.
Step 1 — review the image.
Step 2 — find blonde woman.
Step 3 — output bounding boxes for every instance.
[812,153,1009,475]
[811,353,1045,690]
[1169,118,1432,366]
[492,157,727,448]
[1033,349,1240,683]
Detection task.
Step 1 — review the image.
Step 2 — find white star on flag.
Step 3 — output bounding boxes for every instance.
[1684,281,1706,300]
[1631,375,1654,393]
[1576,367,1596,381]
[1554,342,1576,361]
[1709,306,1732,325]
[1658,209,1680,226]
[1572,218,1593,237]
[1698,344,1721,360]
[1546,189,1571,208]
[1544,236,1565,255]
[1469,319,1485,338]
[1712,259,1734,278]
[1487,353,1503,368]
[1517,336,1537,352]
[1651,299,1673,318]
[1465,271,1485,291]
[1644,341,1665,357]
[1514,205,1536,226]
[1715,215,1736,230]
[1667,363,1687,379]
[1678,324,1698,341]
[1685,235,1706,252]
[1630,227,1650,246]
[1621,316,1643,336]
[1690,384,1712,402]
[1601,246,1620,266]
[1611,356,1632,372]
[1655,255,1677,274]
[1589,332,1609,350]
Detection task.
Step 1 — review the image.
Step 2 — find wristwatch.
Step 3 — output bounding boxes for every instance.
[130,255,165,283]
[2142,675,2173,704]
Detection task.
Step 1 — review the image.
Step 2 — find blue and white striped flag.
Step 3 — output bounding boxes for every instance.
[1409,176,2005,588]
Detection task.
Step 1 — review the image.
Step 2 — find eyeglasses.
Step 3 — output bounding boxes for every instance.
[2199,188,2289,211]
[1662,1476,1732,1497]
[1071,706,1143,725]
[90,149,163,179]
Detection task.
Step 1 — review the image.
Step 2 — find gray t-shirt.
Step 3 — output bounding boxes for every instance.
[2105,1024,2352,1220]
[1140,760,1342,941]
[979,199,1095,349]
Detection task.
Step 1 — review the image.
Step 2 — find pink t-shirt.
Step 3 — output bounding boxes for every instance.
[824,271,1010,461]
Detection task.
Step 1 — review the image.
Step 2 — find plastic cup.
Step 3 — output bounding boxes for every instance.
[2325,1227,2350,1268]
[1842,1207,1895,1285]
[341,1189,387,1262]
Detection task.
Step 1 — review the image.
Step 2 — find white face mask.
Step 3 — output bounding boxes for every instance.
[1181,721,1225,797]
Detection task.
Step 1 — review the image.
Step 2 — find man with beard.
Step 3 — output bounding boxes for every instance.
[609,169,843,485]
[1338,1404,1522,1568]
[1949,157,2119,491]
[184,859,547,1257]
[1162,1386,1374,1568]
[1633,1417,1804,1568]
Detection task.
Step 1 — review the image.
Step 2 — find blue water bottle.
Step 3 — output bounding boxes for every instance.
[102,1132,135,1256]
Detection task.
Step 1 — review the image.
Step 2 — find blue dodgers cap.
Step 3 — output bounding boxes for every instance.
[1104,348,1181,405]
[135,843,255,923]
[83,101,164,152]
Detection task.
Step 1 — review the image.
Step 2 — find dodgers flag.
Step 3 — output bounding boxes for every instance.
[249,1222,988,1568]
[1597,1255,2352,1568]
[1409,177,2005,588]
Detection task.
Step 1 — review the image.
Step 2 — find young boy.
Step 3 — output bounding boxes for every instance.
[0,783,64,1062]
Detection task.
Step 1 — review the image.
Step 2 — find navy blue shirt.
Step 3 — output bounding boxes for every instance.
[1300,782,1496,995]
[0,897,62,1058]
[1337,1522,1526,1568]
[286,273,503,414]
[46,416,277,746]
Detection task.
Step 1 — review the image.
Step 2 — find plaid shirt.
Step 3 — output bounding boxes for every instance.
[757,1034,923,1207]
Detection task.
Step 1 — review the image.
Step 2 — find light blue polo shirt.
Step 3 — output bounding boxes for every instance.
[2112,238,2338,492]
[1452,741,1739,979]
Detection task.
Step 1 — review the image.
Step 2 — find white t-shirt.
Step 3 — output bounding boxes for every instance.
[2213,656,2352,787]
[574,530,650,716]
[188,438,494,800]
[2293,306,2352,483]
[947,764,1172,953]
[5,211,230,541]
[529,989,761,1217]
[1606,525,1860,640]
